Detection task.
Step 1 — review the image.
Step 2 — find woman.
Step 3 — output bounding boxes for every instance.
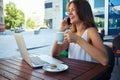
[52,0,108,66]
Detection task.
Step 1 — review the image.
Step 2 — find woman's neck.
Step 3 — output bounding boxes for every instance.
[76,22,85,32]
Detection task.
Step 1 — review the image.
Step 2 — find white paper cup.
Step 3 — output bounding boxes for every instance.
[56,32,64,44]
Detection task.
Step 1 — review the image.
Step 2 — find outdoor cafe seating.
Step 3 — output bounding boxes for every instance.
[103,34,120,66]
[112,35,120,65]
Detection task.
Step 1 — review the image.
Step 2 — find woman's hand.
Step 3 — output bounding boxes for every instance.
[59,18,70,32]
[64,31,79,43]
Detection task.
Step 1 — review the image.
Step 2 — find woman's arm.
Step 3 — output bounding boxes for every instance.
[52,18,70,57]
[52,40,69,57]
[76,28,108,66]
[64,27,108,66]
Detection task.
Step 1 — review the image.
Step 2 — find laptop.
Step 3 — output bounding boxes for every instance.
[14,33,63,68]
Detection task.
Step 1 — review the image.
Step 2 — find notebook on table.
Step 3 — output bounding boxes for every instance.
[14,33,63,68]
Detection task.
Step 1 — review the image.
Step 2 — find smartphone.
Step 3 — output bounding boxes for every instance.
[67,17,71,25]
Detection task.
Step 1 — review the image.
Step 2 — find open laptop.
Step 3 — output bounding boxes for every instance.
[14,33,63,68]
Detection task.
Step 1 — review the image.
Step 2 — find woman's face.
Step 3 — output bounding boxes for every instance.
[67,3,80,24]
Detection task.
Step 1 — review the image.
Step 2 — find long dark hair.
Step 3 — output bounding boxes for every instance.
[67,0,97,31]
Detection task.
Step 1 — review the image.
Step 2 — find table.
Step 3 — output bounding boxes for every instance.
[0,57,108,80]
[103,41,113,48]
[103,40,120,53]
[103,35,114,42]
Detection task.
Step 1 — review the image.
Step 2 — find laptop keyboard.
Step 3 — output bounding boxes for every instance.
[30,56,46,65]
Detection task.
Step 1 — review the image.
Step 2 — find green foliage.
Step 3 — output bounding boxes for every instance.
[26,18,36,29]
[95,21,104,28]
[4,2,25,29]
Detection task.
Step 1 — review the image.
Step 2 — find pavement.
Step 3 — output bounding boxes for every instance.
[0,29,57,58]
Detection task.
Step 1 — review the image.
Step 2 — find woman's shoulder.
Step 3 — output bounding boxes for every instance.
[87,27,98,33]
[87,27,99,39]
[87,27,97,30]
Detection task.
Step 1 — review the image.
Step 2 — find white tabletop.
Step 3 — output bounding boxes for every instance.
[103,42,112,46]
[103,36,114,40]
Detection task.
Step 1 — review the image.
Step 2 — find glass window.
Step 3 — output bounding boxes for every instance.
[93,0,105,33]
[93,0,120,35]
[45,2,52,8]
[1,0,70,58]
[108,0,120,35]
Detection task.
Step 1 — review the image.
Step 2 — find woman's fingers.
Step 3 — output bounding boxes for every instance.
[64,32,71,42]
[64,32,78,43]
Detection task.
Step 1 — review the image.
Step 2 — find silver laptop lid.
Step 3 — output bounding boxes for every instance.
[14,33,64,68]
[14,33,32,66]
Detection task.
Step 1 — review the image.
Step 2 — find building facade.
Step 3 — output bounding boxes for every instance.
[44,0,69,29]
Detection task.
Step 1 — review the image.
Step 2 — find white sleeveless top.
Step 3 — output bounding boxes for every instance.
[68,29,97,63]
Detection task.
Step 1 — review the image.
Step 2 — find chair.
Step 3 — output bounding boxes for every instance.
[99,33,104,41]
[98,45,115,80]
[105,45,115,80]
[112,35,120,65]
